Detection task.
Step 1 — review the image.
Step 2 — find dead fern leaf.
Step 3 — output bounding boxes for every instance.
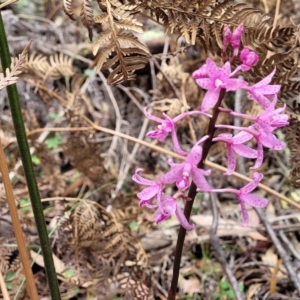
[43,53,75,81]
[63,0,75,20]
[0,41,31,91]
[80,0,94,41]
[58,199,152,299]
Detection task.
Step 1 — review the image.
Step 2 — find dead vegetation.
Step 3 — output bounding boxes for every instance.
[0,0,300,299]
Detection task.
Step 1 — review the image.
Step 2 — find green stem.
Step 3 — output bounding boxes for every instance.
[0,11,61,300]
[168,88,227,300]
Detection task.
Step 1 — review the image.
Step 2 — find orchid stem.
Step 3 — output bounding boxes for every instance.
[168,88,227,299]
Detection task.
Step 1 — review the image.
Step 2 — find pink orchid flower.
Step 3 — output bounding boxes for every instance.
[194,58,248,112]
[228,95,289,133]
[213,133,257,175]
[132,168,164,207]
[153,193,194,230]
[209,172,268,226]
[245,68,281,109]
[160,136,212,191]
[216,124,286,169]
[144,108,211,155]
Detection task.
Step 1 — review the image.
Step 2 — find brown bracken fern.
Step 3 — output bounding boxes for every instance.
[0,42,31,91]
[63,0,149,84]
[56,200,151,299]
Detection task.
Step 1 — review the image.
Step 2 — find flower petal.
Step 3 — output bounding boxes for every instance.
[239,200,249,227]
[233,144,257,158]
[250,142,264,169]
[225,78,248,91]
[137,185,160,201]
[132,168,156,186]
[186,145,202,165]
[191,167,212,191]
[160,165,184,184]
[201,89,220,112]
[153,208,168,224]
[254,85,281,96]
[232,130,253,144]
[225,145,235,175]
[248,91,271,109]
[240,172,263,194]
[192,64,208,79]
[175,203,194,230]
[253,68,276,87]
[143,107,164,123]
[146,129,168,142]
[196,78,215,90]
[241,194,268,208]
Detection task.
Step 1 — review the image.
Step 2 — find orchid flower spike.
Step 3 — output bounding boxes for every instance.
[144,107,211,155]
[153,192,194,230]
[209,172,268,226]
[160,136,212,191]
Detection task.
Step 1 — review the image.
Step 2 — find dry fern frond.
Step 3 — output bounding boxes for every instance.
[0,41,31,91]
[284,105,300,188]
[63,0,149,84]
[80,0,94,41]
[56,200,152,299]
[62,0,94,39]
[63,0,75,20]
[21,52,75,82]
[44,53,75,81]
[92,0,149,84]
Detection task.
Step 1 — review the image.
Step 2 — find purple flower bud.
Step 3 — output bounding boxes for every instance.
[240,47,259,71]
[231,24,244,55]
[223,25,232,48]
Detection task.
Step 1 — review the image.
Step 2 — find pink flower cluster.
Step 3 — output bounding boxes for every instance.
[132,24,289,229]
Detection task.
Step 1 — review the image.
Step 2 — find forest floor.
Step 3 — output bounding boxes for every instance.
[1,1,300,300]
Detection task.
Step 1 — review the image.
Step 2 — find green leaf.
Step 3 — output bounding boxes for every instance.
[5,271,15,281]
[238,284,244,292]
[46,135,62,150]
[129,221,137,230]
[84,68,96,77]
[6,282,13,289]
[220,281,230,291]
[48,112,61,120]
[63,269,76,278]
[19,198,31,212]
[31,155,41,165]
[226,289,235,299]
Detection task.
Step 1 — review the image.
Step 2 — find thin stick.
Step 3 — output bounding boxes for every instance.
[210,192,243,300]
[255,207,300,295]
[0,269,10,300]
[0,138,39,299]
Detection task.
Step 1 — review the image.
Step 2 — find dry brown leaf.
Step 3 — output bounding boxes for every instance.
[191,215,268,241]
[178,275,201,296]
